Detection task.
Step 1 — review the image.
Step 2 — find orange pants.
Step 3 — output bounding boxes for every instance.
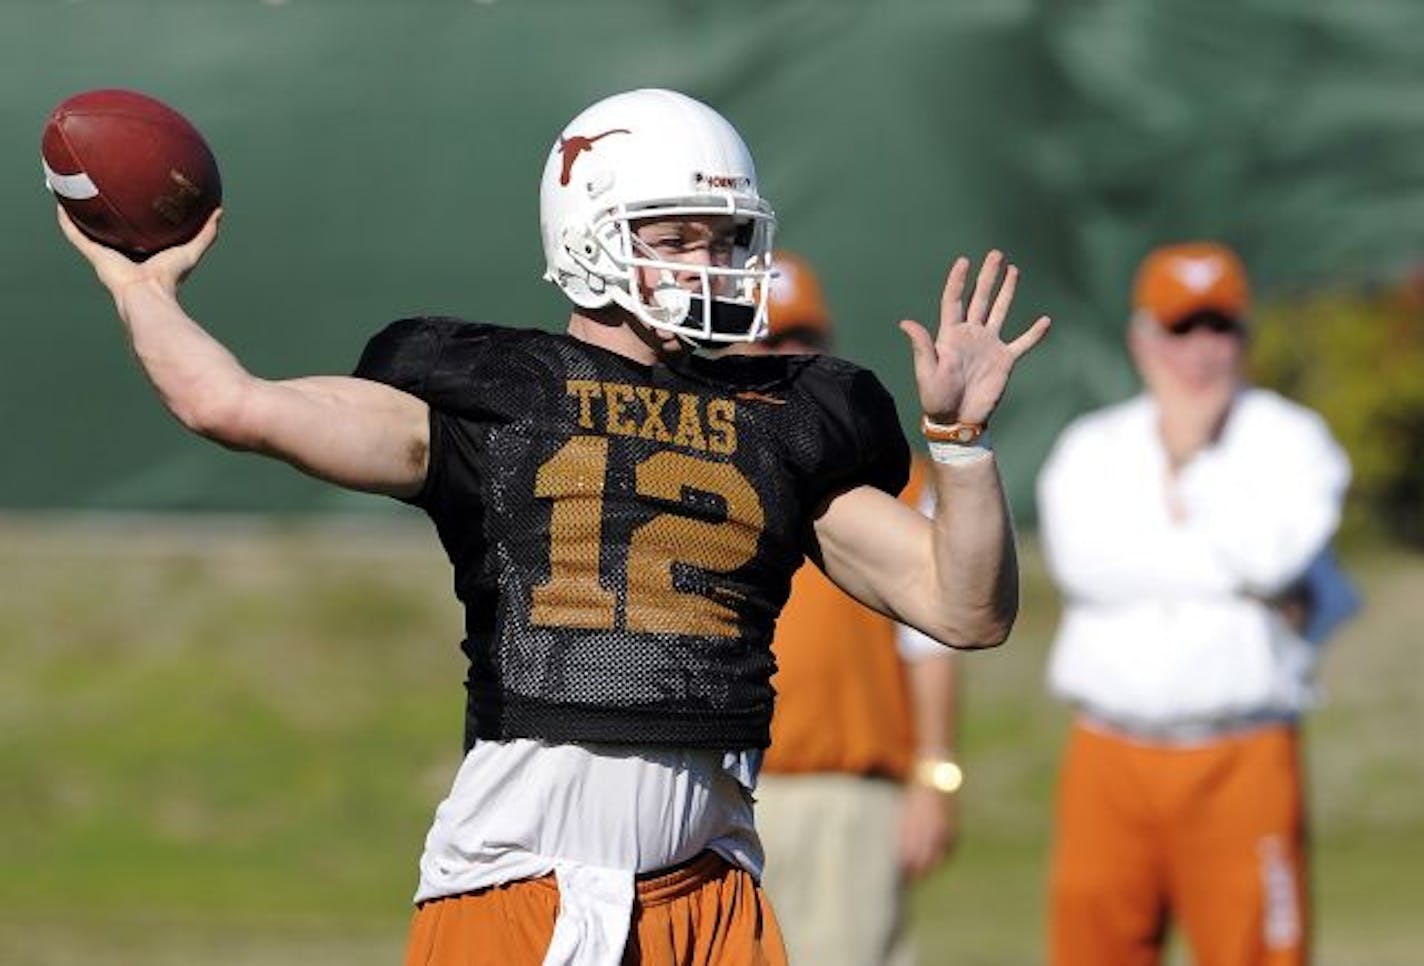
[1050,720,1308,966]
[405,851,787,966]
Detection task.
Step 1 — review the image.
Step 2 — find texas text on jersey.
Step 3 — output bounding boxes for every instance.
[354,316,909,751]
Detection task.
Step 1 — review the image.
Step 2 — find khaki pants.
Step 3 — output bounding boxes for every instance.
[1050,721,1308,966]
[756,773,910,966]
[405,851,786,966]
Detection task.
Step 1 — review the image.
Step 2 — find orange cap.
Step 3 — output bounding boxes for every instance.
[767,250,833,338]
[1133,242,1251,327]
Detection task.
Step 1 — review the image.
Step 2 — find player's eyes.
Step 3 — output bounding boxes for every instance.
[641,230,735,262]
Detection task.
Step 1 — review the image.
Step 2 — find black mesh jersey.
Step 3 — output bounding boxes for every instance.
[354,316,910,751]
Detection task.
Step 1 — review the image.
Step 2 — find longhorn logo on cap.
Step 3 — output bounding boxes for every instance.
[1174,257,1225,292]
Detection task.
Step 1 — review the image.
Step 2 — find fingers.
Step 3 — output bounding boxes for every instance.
[937,257,969,333]
[987,264,1018,332]
[170,207,223,279]
[1008,315,1053,358]
[164,207,223,262]
[139,207,224,288]
[965,250,1003,326]
[930,249,1047,356]
[939,251,1015,335]
[900,848,927,881]
[56,205,101,254]
[898,318,937,382]
[57,204,139,291]
[939,249,1036,333]
[189,206,223,252]
[898,828,945,881]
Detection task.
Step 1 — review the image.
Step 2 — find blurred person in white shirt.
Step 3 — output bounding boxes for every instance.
[1036,241,1355,966]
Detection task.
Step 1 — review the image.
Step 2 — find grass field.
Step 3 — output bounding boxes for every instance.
[2,514,1420,965]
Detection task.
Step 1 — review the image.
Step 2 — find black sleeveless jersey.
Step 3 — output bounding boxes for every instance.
[354,317,909,751]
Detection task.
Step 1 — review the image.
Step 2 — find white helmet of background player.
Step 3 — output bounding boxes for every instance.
[539,88,777,344]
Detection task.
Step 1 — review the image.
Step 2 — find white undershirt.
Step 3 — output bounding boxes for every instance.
[1036,388,1351,727]
[415,738,762,966]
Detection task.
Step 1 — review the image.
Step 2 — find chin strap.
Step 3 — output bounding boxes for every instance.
[685,295,759,341]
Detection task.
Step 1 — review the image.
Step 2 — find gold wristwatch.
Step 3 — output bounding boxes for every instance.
[913,757,964,794]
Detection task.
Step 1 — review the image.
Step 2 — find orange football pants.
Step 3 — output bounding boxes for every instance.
[1050,720,1308,966]
[405,851,787,966]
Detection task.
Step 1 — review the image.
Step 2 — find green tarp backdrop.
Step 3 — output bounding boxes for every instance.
[3,0,1423,517]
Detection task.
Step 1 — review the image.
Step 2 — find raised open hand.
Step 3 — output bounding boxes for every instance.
[898,251,1051,427]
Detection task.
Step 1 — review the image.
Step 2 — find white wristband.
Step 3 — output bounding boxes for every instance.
[928,435,993,465]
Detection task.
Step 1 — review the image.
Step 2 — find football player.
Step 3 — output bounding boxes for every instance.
[56,88,1049,966]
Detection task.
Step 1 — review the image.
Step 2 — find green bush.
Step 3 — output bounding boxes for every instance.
[1250,287,1424,546]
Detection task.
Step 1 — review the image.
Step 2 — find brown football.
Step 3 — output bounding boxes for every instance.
[42,88,222,259]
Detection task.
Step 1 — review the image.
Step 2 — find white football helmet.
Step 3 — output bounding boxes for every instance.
[539,89,777,344]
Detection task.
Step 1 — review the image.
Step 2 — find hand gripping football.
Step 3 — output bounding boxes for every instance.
[42,88,222,259]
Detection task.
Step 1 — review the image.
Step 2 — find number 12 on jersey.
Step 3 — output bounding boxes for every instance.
[531,436,764,637]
